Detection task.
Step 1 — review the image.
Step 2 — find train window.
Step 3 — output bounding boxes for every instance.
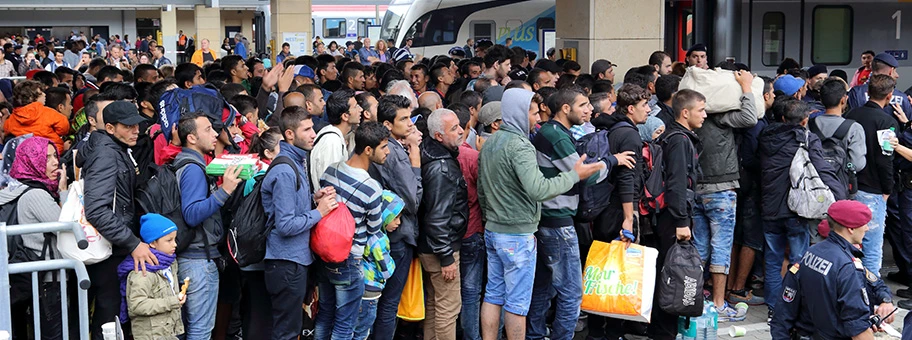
[358,18,377,38]
[406,10,460,47]
[323,18,347,38]
[812,6,853,65]
[762,12,785,66]
[471,21,495,41]
[682,11,694,53]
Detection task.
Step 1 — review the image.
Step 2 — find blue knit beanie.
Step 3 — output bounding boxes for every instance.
[140,213,178,244]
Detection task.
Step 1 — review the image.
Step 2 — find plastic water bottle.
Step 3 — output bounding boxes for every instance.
[705,302,719,340]
[882,127,896,156]
[679,316,698,340]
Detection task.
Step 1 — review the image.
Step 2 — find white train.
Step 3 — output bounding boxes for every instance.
[311,4,389,47]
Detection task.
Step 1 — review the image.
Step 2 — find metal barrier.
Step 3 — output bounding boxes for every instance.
[0,221,91,340]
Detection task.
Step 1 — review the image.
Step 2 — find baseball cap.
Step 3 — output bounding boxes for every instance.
[293,65,316,80]
[817,200,872,238]
[448,47,466,58]
[773,75,805,96]
[478,101,502,126]
[535,59,562,74]
[104,100,147,126]
[874,53,899,68]
[590,59,617,76]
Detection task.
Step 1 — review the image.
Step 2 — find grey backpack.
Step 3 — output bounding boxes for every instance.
[787,130,836,219]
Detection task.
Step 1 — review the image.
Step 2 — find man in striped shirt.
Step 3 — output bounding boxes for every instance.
[527,86,612,340]
[316,121,389,340]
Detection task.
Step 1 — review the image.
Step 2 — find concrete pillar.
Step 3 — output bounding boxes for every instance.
[161,7,178,63]
[555,0,664,78]
[271,0,312,58]
[195,4,222,57]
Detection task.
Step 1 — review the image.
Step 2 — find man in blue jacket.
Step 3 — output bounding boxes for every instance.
[262,106,338,340]
[174,112,242,340]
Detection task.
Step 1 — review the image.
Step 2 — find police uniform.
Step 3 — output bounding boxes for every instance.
[770,201,893,340]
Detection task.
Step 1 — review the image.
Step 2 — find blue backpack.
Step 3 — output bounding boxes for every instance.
[157,85,235,141]
[573,128,615,222]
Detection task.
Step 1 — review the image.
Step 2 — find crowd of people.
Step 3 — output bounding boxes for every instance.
[1,28,910,340]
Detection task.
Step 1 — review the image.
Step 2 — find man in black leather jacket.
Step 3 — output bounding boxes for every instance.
[418,108,469,340]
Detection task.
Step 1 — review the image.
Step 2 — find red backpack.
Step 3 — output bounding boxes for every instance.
[311,165,365,263]
[639,130,688,219]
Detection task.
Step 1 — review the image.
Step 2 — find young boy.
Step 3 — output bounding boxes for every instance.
[119,213,187,340]
[353,190,403,339]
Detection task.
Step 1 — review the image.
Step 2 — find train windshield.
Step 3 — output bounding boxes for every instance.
[380,5,408,44]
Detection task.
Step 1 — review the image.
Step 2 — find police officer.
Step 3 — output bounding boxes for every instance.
[771,200,895,339]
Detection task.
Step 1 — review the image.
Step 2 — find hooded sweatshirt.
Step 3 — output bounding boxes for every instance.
[4,102,70,153]
[477,88,579,234]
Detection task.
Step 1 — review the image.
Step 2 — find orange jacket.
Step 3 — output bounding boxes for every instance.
[4,102,71,153]
[191,49,218,67]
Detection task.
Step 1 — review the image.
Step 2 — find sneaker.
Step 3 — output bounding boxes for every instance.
[767,309,774,325]
[898,299,912,310]
[728,289,766,306]
[897,288,912,299]
[750,275,765,290]
[718,302,747,322]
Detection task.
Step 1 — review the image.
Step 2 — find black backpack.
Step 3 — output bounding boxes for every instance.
[224,156,300,266]
[2,186,54,304]
[809,117,857,196]
[136,158,205,254]
[658,240,704,317]
[573,128,615,222]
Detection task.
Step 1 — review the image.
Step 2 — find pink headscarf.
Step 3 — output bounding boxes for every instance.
[9,136,59,197]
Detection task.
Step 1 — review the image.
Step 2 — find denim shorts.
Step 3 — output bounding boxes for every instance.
[692,190,737,274]
[483,231,536,316]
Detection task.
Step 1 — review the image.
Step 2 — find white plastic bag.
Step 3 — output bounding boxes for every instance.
[57,180,112,264]
[679,66,766,116]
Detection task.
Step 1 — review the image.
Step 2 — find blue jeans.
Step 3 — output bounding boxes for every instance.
[372,242,413,340]
[315,255,365,340]
[177,257,219,340]
[460,233,485,340]
[692,190,737,274]
[526,226,582,340]
[352,298,378,340]
[855,190,886,276]
[484,231,537,316]
[763,218,808,311]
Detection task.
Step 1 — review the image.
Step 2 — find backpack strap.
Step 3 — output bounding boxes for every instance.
[268,156,303,190]
[608,121,635,133]
[832,119,855,141]
[808,117,826,141]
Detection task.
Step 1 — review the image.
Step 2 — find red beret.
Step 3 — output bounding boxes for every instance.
[827,200,872,229]
[818,219,831,238]
[25,69,41,80]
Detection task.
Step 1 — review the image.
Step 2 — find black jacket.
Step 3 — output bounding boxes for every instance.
[844,101,898,195]
[659,121,702,227]
[76,131,141,256]
[592,112,643,204]
[758,123,846,220]
[656,101,675,127]
[417,138,468,266]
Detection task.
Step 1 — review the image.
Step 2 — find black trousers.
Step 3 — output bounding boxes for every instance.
[241,269,274,339]
[647,213,688,340]
[87,255,128,340]
[264,259,309,340]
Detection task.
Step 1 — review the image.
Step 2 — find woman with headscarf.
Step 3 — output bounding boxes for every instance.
[638,115,666,142]
[1,136,68,339]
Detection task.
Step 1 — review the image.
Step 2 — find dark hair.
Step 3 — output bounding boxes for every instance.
[510,46,526,67]
[327,88,357,125]
[96,66,121,82]
[830,69,849,83]
[44,86,70,112]
[473,77,496,94]
[53,66,74,81]
[177,111,206,146]
[378,95,412,124]
[220,83,247,101]
[379,69,406,93]
[447,102,472,129]
[206,70,229,87]
[316,54,336,76]
[147,79,177,108]
[589,92,610,113]
[868,74,897,101]
[526,68,547,87]
[575,74,595,94]
[230,94,258,116]
[410,63,429,77]
[562,60,581,73]
[429,63,448,85]
[777,58,801,75]
[175,63,202,89]
[483,45,513,69]
[279,105,311,135]
[32,71,58,88]
[649,51,670,68]
[556,74,577,89]
[592,79,614,94]
[134,64,158,82]
[617,83,651,115]
[353,121,390,154]
[341,62,365,86]
[819,78,848,109]
[623,72,650,91]
[221,55,245,74]
[295,55,318,71]
[505,80,529,90]
[245,57,263,71]
[780,97,810,124]
[120,69,135,84]
[356,92,377,113]
[672,89,707,119]
[460,60,481,78]
[459,90,483,109]
[547,86,587,116]
[863,50,876,57]
[656,75,682,102]
[635,65,657,83]
[537,86,559,106]
[395,59,414,74]
[98,82,137,101]
[872,59,895,74]
[412,107,431,139]
[760,75,775,95]
[249,127,282,159]
[296,84,323,103]
[88,58,107,70]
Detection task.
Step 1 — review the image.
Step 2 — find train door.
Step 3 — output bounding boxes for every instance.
[748,1,802,72]
[668,0,693,62]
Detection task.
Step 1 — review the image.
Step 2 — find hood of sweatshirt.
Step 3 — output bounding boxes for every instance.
[500,88,534,136]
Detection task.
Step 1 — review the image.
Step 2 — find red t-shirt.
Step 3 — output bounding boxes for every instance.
[458,142,483,238]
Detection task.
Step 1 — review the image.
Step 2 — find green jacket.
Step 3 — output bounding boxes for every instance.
[126,262,183,340]
[477,88,579,234]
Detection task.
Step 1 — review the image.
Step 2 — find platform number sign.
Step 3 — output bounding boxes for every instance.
[894,10,902,40]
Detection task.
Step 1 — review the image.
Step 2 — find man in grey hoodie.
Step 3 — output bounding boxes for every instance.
[477,88,603,340]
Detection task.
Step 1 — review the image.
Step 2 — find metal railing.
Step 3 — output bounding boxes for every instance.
[0,221,91,340]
